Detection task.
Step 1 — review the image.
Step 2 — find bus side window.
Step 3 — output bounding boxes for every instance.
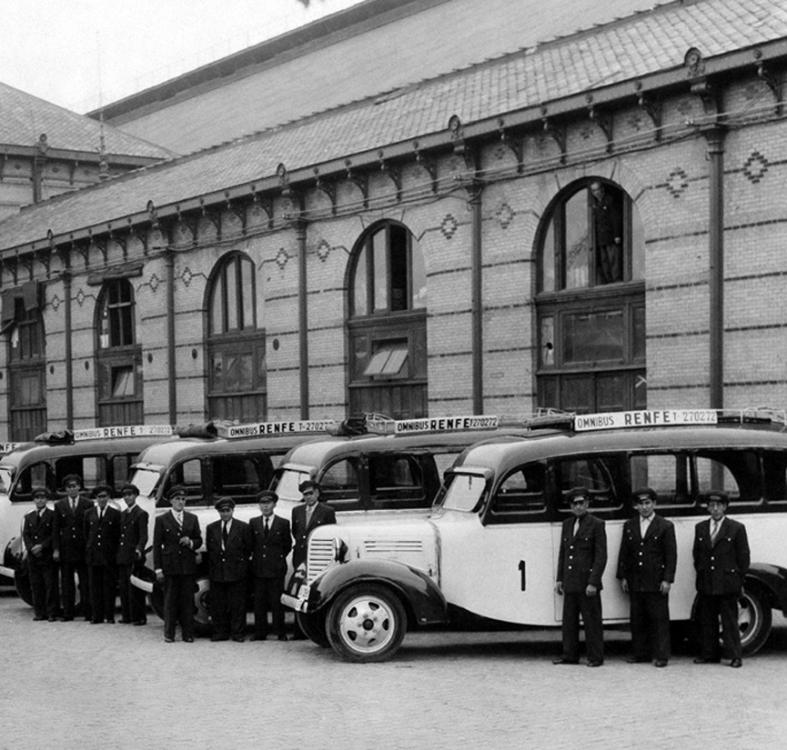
[112,455,132,493]
[212,455,266,505]
[490,462,546,516]
[554,455,623,510]
[763,450,787,502]
[320,459,360,510]
[163,459,204,507]
[368,455,426,508]
[694,450,760,505]
[11,463,51,503]
[629,453,691,508]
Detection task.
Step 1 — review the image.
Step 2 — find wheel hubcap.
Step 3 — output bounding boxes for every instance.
[338,596,395,654]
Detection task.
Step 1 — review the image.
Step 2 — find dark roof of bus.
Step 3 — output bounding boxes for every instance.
[453,423,787,473]
[0,434,176,469]
[132,432,331,468]
[279,427,531,468]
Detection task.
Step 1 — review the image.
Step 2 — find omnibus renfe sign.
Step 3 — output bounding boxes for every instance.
[217,420,338,439]
[72,424,175,441]
[574,409,718,432]
[393,415,500,434]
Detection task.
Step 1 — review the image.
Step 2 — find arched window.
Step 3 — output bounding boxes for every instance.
[7,299,47,440]
[206,252,265,421]
[347,221,427,419]
[536,178,646,413]
[95,279,142,425]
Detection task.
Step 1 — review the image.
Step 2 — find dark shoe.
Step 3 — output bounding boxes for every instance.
[552,657,579,665]
[61,616,74,622]
[232,635,246,643]
[277,634,288,642]
[119,619,133,624]
[48,616,57,622]
[693,657,720,664]
[183,637,194,643]
[653,660,668,668]
[586,660,604,667]
[626,657,649,663]
[729,658,742,668]
[33,616,46,621]
[210,635,230,642]
[133,619,147,626]
[105,619,115,624]
[164,636,175,643]
[251,633,267,641]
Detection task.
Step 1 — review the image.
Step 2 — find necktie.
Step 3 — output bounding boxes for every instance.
[573,519,580,537]
[70,499,76,512]
[711,520,720,541]
[176,512,183,530]
[222,521,229,546]
[264,517,269,536]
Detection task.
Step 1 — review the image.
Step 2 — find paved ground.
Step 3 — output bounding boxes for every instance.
[1,590,786,749]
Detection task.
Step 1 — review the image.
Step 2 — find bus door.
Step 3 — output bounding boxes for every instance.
[550,454,629,621]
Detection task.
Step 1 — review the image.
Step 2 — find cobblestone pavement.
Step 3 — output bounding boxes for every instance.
[1,590,786,750]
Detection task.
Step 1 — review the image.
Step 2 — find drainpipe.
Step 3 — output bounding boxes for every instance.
[296,220,309,419]
[705,127,726,411]
[469,185,483,414]
[165,248,177,424]
[62,263,73,428]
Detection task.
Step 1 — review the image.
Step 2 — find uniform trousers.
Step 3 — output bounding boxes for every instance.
[209,579,246,638]
[163,574,196,640]
[117,563,147,623]
[629,590,670,661]
[253,576,286,637]
[561,591,604,663]
[696,593,741,660]
[60,561,90,619]
[29,560,57,619]
[89,565,117,623]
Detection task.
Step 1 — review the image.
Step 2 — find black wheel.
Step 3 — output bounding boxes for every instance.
[296,611,329,648]
[739,585,771,656]
[326,584,406,662]
[14,567,32,606]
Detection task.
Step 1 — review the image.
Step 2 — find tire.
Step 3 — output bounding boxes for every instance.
[296,611,329,648]
[326,584,406,662]
[193,577,212,634]
[739,585,771,656]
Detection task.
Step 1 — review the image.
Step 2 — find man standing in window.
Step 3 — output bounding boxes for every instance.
[553,487,607,667]
[617,487,677,667]
[590,180,622,284]
[206,496,251,642]
[84,484,121,624]
[52,474,92,621]
[249,490,291,641]
[692,491,750,668]
[153,486,203,643]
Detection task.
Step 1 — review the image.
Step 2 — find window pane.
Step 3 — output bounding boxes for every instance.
[225,353,253,392]
[631,200,645,281]
[632,305,646,361]
[210,277,224,334]
[240,257,255,329]
[353,246,368,315]
[226,263,239,330]
[491,462,546,514]
[411,240,427,309]
[555,455,622,509]
[591,183,623,284]
[390,225,408,311]
[381,346,408,376]
[564,191,590,289]
[111,366,135,397]
[541,220,555,292]
[564,310,623,363]
[695,450,760,504]
[372,229,389,312]
[540,316,555,367]
[630,453,691,508]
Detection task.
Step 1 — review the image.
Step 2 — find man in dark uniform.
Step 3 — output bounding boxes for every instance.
[249,490,292,641]
[553,487,607,667]
[206,496,251,642]
[22,486,58,621]
[52,473,92,621]
[590,180,623,284]
[84,484,121,624]
[693,490,750,668]
[116,483,149,626]
[617,487,677,667]
[291,479,336,570]
[153,485,203,643]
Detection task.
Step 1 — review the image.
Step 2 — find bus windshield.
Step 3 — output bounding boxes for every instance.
[129,467,162,498]
[0,467,13,494]
[439,471,488,512]
[274,468,311,502]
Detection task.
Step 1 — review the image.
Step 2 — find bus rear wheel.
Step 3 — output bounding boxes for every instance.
[326,584,406,662]
[739,585,771,656]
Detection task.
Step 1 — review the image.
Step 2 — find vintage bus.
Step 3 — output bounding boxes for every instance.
[282,409,787,661]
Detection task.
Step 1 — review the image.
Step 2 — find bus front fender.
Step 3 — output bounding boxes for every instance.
[307,559,447,626]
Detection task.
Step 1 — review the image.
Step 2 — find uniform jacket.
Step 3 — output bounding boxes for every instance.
[153,510,202,576]
[205,518,251,582]
[116,504,149,566]
[291,501,336,567]
[22,508,55,565]
[52,495,93,562]
[556,513,607,593]
[693,516,750,595]
[616,513,677,591]
[249,514,292,578]
[84,505,121,567]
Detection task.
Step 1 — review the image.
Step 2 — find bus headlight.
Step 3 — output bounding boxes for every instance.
[333,537,349,563]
